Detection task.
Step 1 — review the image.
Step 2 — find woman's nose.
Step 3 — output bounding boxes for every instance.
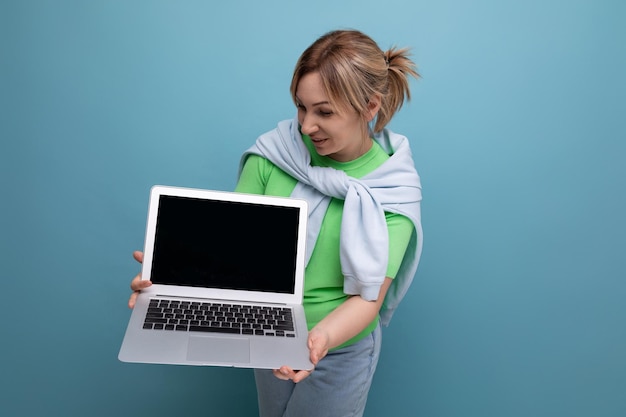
[299,113,319,135]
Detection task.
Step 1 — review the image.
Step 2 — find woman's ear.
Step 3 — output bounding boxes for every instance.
[366,94,382,122]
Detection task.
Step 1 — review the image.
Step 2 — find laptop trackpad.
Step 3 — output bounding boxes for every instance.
[187,336,250,364]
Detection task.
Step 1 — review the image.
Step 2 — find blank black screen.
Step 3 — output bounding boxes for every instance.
[150,195,300,294]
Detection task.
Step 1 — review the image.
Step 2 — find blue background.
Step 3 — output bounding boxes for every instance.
[1,1,624,416]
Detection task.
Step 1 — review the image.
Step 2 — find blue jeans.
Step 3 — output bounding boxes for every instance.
[254,323,382,417]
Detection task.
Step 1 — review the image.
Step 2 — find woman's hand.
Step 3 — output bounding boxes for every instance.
[272,327,330,383]
[273,278,393,383]
[128,250,152,309]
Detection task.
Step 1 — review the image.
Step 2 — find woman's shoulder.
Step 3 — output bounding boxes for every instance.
[238,154,297,197]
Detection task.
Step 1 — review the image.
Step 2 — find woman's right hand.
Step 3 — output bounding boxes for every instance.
[128,250,152,309]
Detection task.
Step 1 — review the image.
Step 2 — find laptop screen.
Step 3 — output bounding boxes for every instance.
[150,194,301,294]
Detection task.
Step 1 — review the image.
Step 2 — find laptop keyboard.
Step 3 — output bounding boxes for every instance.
[142,298,296,337]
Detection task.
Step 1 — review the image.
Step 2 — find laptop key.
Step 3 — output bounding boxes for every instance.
[145,317,168,324]
[189,325,241,334]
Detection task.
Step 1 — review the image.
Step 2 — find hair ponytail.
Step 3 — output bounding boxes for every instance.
[377,47,419,132]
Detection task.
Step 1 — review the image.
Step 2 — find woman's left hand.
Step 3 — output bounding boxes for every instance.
[272,327,330,383]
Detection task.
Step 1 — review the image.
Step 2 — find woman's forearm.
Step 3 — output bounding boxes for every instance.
[313,277,392,350]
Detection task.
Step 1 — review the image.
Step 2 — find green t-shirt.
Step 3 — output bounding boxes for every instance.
[236,135,414,348]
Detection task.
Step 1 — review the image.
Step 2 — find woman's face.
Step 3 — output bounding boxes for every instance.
[295,72,370,162]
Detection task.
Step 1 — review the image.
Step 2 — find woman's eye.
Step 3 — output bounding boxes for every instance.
[319,110,333,117]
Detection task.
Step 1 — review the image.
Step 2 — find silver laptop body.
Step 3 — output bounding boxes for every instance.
[119,185,313,370]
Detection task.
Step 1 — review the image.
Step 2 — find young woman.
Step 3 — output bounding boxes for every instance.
[129,29,423,417]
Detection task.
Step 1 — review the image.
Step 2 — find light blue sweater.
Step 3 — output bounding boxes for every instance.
[239,117,423,325]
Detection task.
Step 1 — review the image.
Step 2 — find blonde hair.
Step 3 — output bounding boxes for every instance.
[290,29,419,133]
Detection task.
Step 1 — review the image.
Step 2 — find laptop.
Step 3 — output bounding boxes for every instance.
[119,185,314,370]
